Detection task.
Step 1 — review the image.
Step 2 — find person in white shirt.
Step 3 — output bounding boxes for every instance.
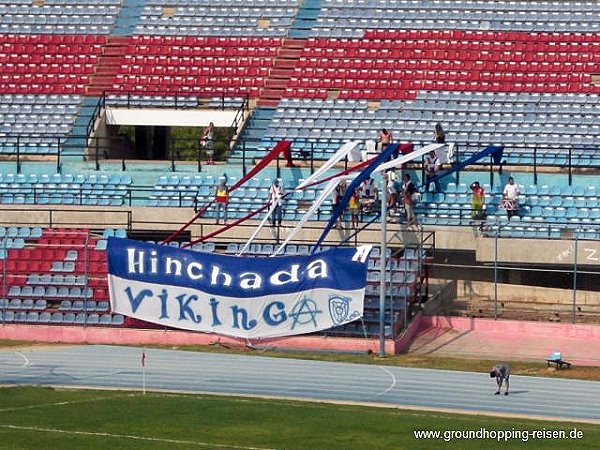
[424,150,441,192]
[268,179,285,227]
[200,122,215,165]
[360,177,378,213]
[501,176,520,220]
[386,169,399,212]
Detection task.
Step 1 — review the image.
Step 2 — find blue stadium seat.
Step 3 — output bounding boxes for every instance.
[50,313,63,324]
[39,312,51,323]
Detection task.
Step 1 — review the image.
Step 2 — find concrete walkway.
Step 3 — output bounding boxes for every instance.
[408,317,600,367]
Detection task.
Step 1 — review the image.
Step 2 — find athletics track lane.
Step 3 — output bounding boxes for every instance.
[0,345,598,423]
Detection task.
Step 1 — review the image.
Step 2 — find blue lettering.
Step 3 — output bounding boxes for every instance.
[176,294,202,323]
[158,289,169,319]
[263,301,287,326]
[209,298,222,326]
[124,287,153,313]
[230,305,257,330]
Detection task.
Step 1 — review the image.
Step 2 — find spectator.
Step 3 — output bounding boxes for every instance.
[501,176,520,220]
[379,128,399,161]
[433,123,446,144]
[360,176,377,199]
[360,177,378,213]
[200,122,215,165]
[332,179,348,229]
[401,173,418,226]
[379,128,393,151]
[386,169,399,213]
[214,176,229,224]
[490,363,510,395]
[470,181,486,220]
[348,187,361,229]
[268,179,285,227]
[424,150,441,193]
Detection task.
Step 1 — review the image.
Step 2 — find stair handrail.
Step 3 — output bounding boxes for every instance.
[85,92,106,141]
[228,93,252,157]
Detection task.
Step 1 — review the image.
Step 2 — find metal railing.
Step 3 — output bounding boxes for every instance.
[1,129,598,180]
[426,226,600,325]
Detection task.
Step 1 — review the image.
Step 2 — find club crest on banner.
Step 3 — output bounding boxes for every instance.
[328,295,354,325]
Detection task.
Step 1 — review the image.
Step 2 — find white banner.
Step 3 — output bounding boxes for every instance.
[107,239,370,339]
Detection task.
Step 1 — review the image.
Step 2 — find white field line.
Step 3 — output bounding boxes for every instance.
[13,351,30,368]
[0,424,277,450]
[376,366,397,397]
[0,394,137,413]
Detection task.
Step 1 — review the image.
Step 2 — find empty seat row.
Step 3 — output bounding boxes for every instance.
[0,226,42,238]
[0,194,127,207]
[8,285,93,298]
[58,300,109,311]
[0,172,131,185]
[0,311,124,326]
[0,298,46,310]
[28,273,88,286]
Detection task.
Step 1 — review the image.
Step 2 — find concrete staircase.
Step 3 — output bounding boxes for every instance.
[289,0,322,39]
[62,97,101,158]
[258,38,306,107]
[230,108,276,162]
[111,0,144,36]
[86,35,129,97]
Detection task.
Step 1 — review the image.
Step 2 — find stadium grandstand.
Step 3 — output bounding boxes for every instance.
[0,0,599,353]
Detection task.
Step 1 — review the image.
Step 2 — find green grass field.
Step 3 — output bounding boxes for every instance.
[0,387,598,450]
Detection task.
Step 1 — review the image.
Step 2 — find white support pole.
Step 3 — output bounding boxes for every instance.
[379,171,388,358]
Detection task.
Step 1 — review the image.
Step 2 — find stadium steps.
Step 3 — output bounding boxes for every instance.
[289,0,322,39]
[86,36,129,97]
[111,0,145,36]
[257,38,306,107]
[62,97,101,158]
[229,108,276,162]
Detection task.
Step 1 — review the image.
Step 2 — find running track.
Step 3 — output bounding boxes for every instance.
[0,345,598,424]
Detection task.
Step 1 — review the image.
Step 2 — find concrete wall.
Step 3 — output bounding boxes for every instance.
[2,204,596,266]
[475,235,600,266]
[394,312,423,353]
[421,315,600,340]
[105,108,237,127]
[457,280,600,306]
